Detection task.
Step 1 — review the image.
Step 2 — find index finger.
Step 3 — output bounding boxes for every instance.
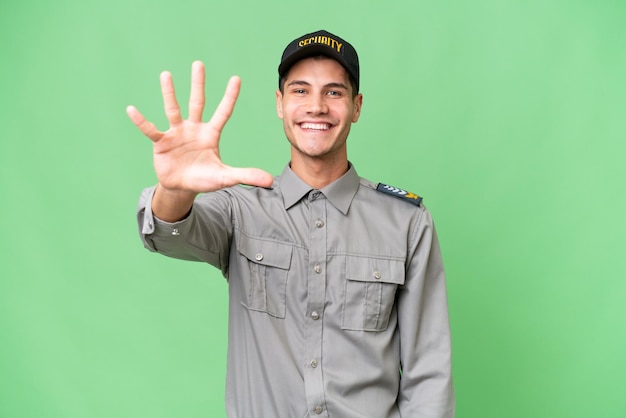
[208,76,241,133]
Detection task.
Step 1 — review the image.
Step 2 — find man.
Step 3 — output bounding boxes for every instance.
[128,30,455,418]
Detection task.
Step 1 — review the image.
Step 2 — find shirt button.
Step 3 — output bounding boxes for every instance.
[314,264,322,274]
[310,359,318,368]
[255,253,264,261]
[373,271,382,280]
[315,219,324,228]
[311,311,320,320]
[171,228,180,236]
[314,406,323,414]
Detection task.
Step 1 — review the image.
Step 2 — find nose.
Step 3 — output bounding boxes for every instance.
[306,94,328,115]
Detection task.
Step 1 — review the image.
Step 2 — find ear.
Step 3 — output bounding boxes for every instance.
[351,93,363,123]
[276,90,284,119]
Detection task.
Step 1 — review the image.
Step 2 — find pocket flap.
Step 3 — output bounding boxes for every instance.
[346,256,405,285]
[237,235,293,270]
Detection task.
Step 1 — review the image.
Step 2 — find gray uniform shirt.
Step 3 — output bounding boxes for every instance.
[137,164,455,418]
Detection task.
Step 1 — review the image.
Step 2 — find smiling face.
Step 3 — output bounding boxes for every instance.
[276,57,362,171]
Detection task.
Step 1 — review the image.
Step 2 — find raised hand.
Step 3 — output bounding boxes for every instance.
[127,60,273,194]
[127,61,274,221]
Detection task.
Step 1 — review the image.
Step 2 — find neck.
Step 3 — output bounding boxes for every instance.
[290,154,349,189]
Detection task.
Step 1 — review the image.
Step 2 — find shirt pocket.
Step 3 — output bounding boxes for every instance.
[341,256,406,332]
[237,236,293,319]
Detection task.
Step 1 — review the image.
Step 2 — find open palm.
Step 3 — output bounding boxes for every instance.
[127,61,273,194]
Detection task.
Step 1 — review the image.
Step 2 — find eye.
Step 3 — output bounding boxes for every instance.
[326,89,347,98]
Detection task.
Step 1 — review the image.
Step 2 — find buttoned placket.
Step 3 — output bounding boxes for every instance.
[304,190,329,417]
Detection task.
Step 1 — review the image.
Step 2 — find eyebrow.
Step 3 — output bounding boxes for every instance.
[287,80,349,90]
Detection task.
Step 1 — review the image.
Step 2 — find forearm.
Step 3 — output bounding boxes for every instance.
[151,183,197,222]
[137,186,233,271]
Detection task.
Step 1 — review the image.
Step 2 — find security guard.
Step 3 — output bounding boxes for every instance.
[129,29,455,418]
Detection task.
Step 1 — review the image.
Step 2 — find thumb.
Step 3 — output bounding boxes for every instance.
[225,167,274,188]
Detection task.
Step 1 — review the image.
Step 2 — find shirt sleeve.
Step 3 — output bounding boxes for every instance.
[136,186,234,276]
[397,207,455,417]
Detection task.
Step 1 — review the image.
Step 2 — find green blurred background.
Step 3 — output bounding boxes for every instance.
[1,0,625,417]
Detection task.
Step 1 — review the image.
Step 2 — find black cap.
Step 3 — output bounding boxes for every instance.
[278,30,360,92]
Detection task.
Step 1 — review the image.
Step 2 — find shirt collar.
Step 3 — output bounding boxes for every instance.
[278,163,360,215]
[279,165,312,210]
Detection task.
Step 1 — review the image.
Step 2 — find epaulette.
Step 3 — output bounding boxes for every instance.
[376,183,423,206]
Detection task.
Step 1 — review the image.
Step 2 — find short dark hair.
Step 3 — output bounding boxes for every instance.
[278,56,359,98]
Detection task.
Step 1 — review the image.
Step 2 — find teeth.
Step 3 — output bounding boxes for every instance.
[301,122,330,130]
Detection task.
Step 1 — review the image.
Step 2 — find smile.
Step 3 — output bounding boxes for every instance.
[299,122,331,131]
